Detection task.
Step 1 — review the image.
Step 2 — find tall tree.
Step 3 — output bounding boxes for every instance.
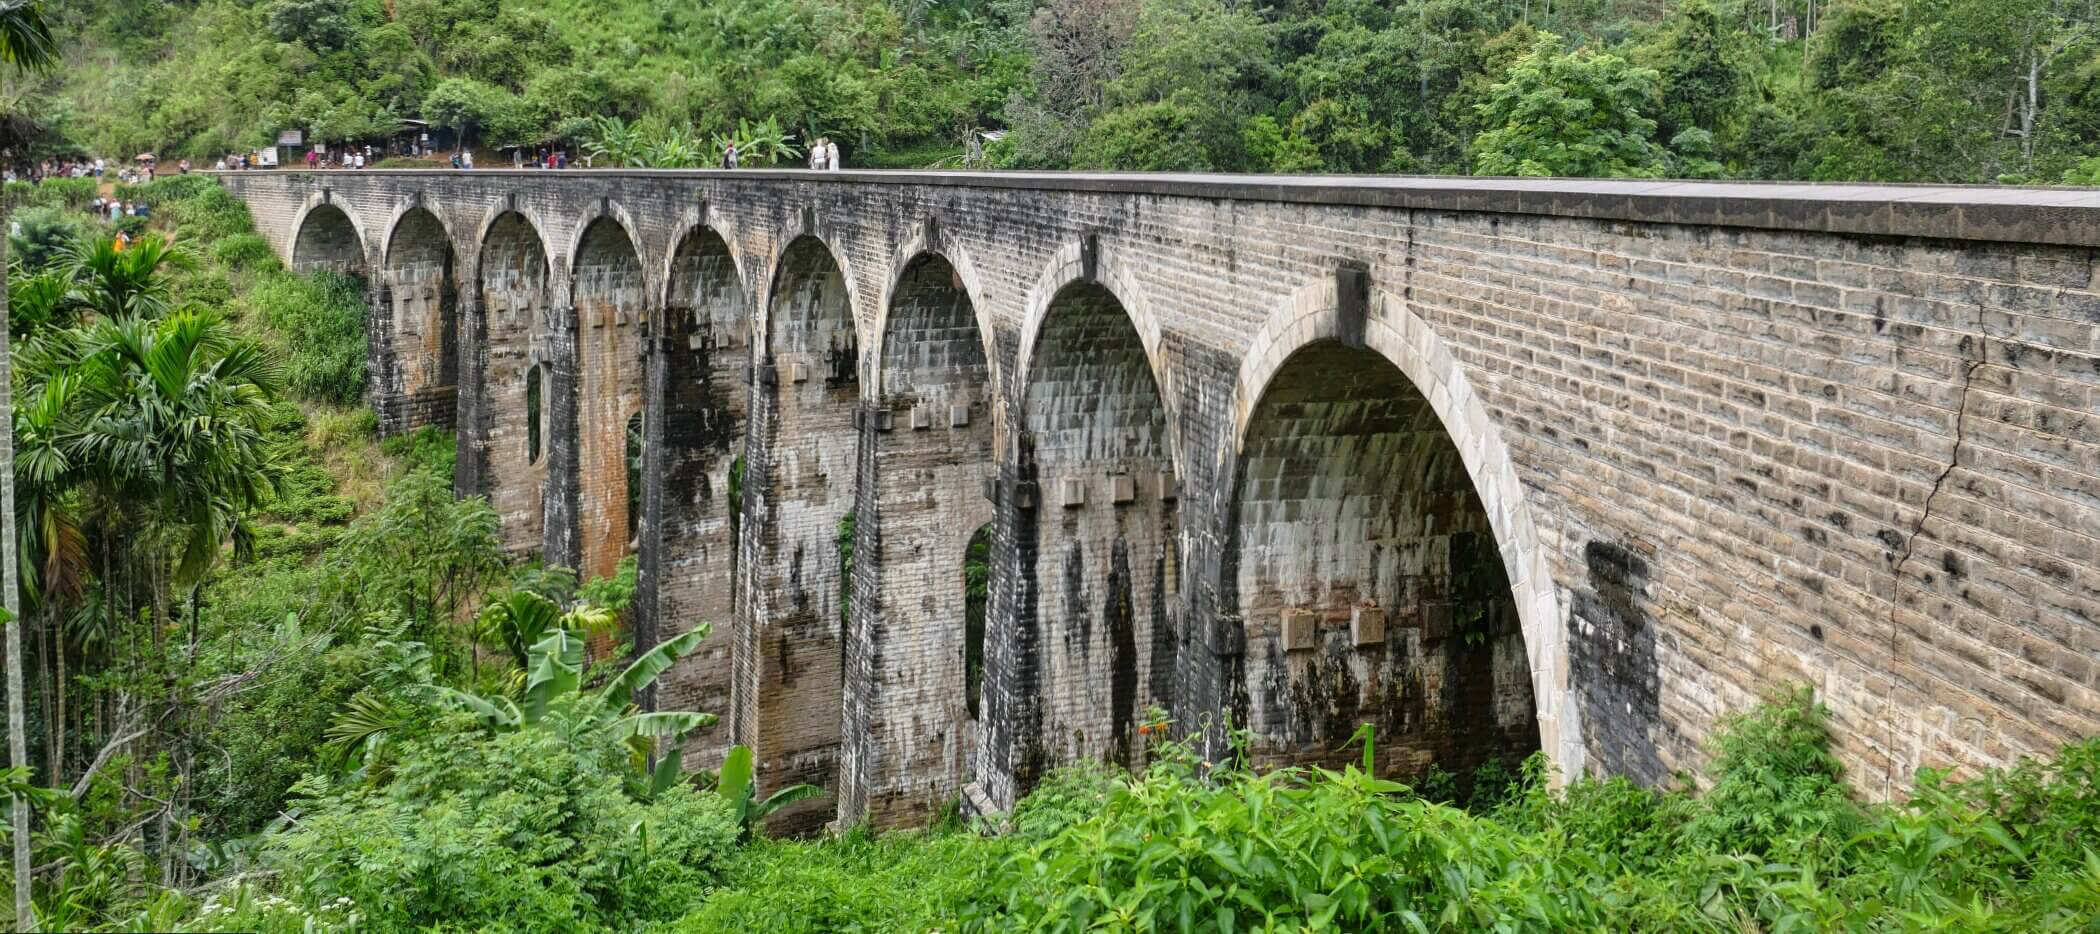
[1470,32,1671,177]
[0,2,58,927]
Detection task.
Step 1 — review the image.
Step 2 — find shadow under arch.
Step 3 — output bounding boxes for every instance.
[372,206,459,434]
[290,200,366,274]
[1222,282,1579,783]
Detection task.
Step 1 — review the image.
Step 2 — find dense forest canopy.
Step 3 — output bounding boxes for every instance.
[21,0,2100,181]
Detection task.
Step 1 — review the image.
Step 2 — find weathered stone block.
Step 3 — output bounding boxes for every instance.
[1282,609,1318,652]
[1351,605,1386,647]
[1109,474,1135,504]
[1060,476,1086,508]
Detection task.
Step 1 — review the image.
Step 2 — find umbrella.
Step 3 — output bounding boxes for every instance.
[134,153,156,161]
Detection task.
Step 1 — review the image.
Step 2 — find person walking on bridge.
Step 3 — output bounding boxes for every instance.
[826,138,841,171]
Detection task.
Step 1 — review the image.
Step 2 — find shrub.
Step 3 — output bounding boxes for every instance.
[211,233,276,272]
[379,425,456,481]
[9,204,90,269]
[974,690,2100,932]
[240,269,367,404]
[269,725,739,932]
[675,829,1000,932]
[143,175,255,242]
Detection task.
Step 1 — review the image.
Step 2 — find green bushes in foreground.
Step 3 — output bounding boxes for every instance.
[669,689,2100,933]
[972,691,2100,932]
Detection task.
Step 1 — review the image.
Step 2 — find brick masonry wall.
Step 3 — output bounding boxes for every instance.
[852,252,997,825]
[745,234,855,833]
[225,170,2100,823]
[643,225,748,769]
[568,217,648,583]
[372,207,458,434]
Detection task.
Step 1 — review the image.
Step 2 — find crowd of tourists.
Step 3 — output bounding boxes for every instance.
[9,130,856,181]
[88,194,151,222]
[4,155,194,184]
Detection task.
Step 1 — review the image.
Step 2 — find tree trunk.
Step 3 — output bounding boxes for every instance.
[2,196,39,930]
[52,609,62,790]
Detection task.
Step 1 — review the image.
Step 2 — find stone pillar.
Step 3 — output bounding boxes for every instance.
[453,277,490,500]
[837,400,882,826]
[977,429,1044,810]
[543,304,582,571]
[366,274,404,432]
[636,331,670,711]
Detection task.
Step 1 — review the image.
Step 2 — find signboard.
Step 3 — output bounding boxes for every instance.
[277,129,304,146]
[253,147,279,167]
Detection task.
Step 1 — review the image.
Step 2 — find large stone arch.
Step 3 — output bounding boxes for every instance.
[642,220,751,771]
[737,232,859,835]
[655,209,751,327]
[994,264,1180,798]
[867,226,1000,397]
[1011,237,1175,465]
[751,225,868,364]
[558,214,649,581]
[372,205,459,434]
[560,200,657,306]
[472,209,556,555]
[289,196,367,274]
[1224,281,1579,781]
[845,247,999,827]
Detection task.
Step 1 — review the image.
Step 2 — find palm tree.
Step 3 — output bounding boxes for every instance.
[66,309,284,622]
[64,233,192,321]
[0,1,60,927]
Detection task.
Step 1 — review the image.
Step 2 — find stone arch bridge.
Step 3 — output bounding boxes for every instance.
[219,169,2100,829]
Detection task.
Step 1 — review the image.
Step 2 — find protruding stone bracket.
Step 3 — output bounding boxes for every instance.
[1335,260,1369,349]
[1213,613,1246,658]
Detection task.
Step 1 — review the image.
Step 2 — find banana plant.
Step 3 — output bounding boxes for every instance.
[716,744,825,841]
[432,624,716,799]
[476,589,615,670]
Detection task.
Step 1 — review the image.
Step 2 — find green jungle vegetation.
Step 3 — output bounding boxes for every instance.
[0,0,2094,931]
[12,0,2100,181]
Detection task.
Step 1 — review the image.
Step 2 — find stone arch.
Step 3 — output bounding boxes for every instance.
[561,201,656,304]
[869,231,999,397]
[1224,281,1578,781]
[753,226,865,361]
[1012,238,1175,464]
[645,221,751,771]
[847,249,999,826]
[474,210,555,555]
[656,211,751,324]
[289,198,367,274]
[375,194,449,264]
[1006,273,1180,791]
[374,206,459,433]
[560,215,649,581]
[740,232,858,835]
